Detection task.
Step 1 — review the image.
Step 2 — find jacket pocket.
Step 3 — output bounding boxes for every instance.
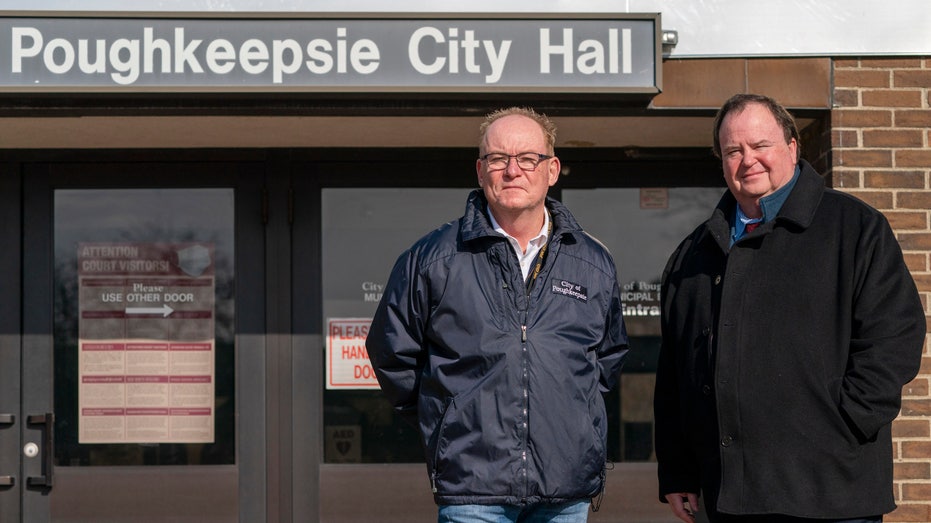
[824,377,862,448]
[427,395,455,493]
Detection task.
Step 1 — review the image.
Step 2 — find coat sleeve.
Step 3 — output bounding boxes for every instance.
[596,276,629,393]
[840,213,926,441]
[365,248,429,426]
[654,239,702,501]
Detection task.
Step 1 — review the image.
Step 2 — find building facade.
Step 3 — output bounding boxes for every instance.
[0,3,928,522]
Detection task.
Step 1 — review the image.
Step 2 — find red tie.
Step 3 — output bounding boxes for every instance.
[745,222,761,233]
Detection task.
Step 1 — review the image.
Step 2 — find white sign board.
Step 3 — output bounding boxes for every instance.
[77,242,216,444]
[326,318,379,389]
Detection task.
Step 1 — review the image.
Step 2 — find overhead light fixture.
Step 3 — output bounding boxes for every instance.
[662,30,678,58]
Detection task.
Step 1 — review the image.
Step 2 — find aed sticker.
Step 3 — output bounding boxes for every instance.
[325,424,362,463]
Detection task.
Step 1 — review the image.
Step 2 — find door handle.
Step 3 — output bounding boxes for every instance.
[26,413,54,489]
[0,414,13,426]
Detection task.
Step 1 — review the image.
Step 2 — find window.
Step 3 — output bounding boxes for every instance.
[53,189,236,466]
[320,185,724,464]
[563,187,723,461]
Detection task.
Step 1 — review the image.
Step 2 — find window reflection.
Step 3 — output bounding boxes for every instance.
[564,187,724,461]
[321,186,724,464]
[321,188,468,463]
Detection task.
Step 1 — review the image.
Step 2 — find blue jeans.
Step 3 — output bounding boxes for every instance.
[438,500,590,523]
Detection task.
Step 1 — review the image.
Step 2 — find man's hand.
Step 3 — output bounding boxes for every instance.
[664,492,699,523]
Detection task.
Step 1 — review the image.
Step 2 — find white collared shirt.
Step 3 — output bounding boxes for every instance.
[488,210,550,281]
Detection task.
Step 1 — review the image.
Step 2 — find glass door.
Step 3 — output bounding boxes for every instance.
[289,152,477,521]
[293,150,725,522]
[21,162,266,522]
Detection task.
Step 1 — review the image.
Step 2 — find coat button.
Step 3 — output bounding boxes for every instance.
[702,385,712,396]
[714,275,722,285]
[721,435,734,447]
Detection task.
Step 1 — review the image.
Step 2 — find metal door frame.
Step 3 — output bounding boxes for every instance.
[0,160,23,522]
[15,157,269,522]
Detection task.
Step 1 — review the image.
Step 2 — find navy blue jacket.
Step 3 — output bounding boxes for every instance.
[655,161,925,518]
[367,190,629,505]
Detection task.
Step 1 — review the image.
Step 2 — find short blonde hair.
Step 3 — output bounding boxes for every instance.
[479,107,557,155]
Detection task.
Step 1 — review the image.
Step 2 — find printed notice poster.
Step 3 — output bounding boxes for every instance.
[78,242,216,444]
[326,318,379,389]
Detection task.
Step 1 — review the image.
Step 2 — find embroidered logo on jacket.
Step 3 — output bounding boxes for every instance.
[551,279,588,302]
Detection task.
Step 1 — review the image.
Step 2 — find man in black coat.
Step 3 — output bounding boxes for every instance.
[654,93,926,523]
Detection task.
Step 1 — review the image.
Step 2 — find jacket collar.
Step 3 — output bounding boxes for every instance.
[705,159,825,251]
[776,159,824,229]
[460,189,583,244]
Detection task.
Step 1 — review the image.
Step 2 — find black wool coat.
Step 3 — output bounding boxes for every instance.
[655,160,926,518]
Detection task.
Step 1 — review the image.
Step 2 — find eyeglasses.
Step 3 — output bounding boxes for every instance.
[480,152,553,172]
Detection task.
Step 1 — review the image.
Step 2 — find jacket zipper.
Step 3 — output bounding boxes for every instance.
[520,308,530,502]
[517,227,552,502]
[520,252,537,501]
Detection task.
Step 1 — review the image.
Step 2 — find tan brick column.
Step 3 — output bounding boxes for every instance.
[832,57,931,522]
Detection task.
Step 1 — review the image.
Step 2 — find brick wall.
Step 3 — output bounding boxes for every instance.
[832,57,931,522]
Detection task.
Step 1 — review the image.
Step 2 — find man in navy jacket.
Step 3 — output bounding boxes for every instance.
[367,107,628,522]
[655,93,926,522]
